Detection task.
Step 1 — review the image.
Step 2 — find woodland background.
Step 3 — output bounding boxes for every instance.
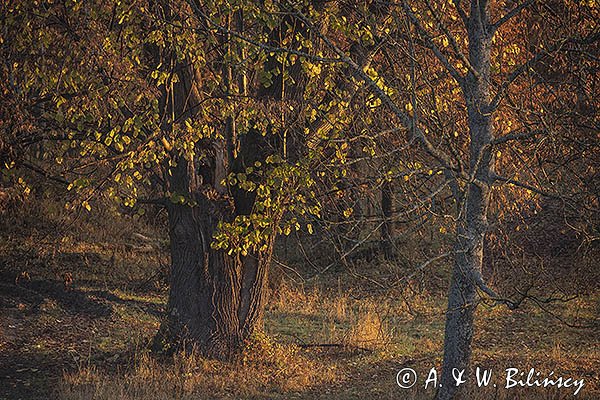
[1,0,599,399]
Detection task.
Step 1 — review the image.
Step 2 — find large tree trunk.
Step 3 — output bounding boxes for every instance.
[437,3,493,399]
[149,0,299,358]
[158,202,272,358]
[146,2,277,358]
[154,157,274,359]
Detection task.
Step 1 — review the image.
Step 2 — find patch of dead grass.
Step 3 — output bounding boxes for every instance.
[60,336,340,400]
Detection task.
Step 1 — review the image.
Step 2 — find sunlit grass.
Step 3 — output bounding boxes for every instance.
[57,282,600,400]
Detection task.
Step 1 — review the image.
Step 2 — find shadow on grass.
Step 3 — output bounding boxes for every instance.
[0,272,161,400]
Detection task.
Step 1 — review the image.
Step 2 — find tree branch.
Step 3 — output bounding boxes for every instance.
[422,0,478,80]
[490,173,557,198]
[491,1,534,34]
[401,2,466,84]
[491,129,543,146]
[21,161,69,185]
[288,6,461,175]
[187,1,341,64]
[452,0,469,25]
[490,31,600,110]
[391,251,458,288]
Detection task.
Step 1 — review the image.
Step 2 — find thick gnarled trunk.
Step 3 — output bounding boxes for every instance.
[154,145,274,358]
[154,173,273,357]
[147,2,276,358]
[156,200,271,358]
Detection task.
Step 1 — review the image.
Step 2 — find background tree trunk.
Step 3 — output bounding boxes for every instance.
[381,180,396,259]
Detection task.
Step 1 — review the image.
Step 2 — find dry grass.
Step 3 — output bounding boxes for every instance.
[2,197,599,400]
[267,279,401,350]
[4,268,599,400]
[60,335,340,400]
[344,306,392,350]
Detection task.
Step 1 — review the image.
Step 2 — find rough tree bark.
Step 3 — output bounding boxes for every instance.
[150,3,277,359]
[152,70,275,357]
[152,0,323,357]
[156,152,274,359]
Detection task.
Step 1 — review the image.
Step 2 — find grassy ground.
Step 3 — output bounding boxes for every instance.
[1,202,599,400]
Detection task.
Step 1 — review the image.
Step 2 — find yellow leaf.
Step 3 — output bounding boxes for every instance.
[161,137,173,151]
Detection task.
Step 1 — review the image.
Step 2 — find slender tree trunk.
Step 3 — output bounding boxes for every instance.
[437,3,493,399]
[437,199,488,399]
[381,180,396,259]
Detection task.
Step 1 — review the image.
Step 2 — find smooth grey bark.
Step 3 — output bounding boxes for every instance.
[436,2,494,399]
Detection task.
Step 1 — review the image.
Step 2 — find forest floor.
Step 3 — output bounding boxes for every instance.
[1,211,599,400]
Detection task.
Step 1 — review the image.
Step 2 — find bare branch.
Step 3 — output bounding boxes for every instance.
[473,270,530,310]
[137,197,168,206]
[527,293,597,329]
[452,0,469,25]
[392,251,458,288]
[490,31,600,110]
[21,161,69,185]
[491,1,534,33]
[422,0,479,79]
[490,173,557,198]
[272,258,306,283]
[307,222,385,280]
[491,129,544,146]
[401,2,466,84]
